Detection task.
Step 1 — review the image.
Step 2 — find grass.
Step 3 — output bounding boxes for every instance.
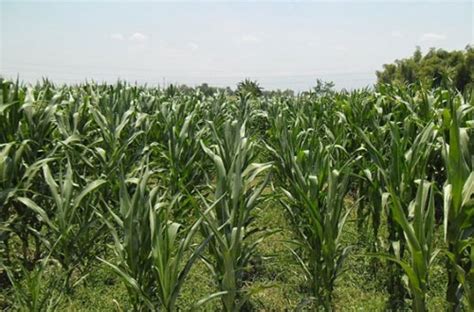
[59,264,128,311]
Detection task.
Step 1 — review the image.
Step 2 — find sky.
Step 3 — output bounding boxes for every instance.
[0,0,473,91]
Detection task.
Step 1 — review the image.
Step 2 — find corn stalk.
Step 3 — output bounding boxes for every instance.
[267,116,354,310]
[100,168,213,311]
[380,180,437,311]
[442,93,474,311]
[199,119,271,311]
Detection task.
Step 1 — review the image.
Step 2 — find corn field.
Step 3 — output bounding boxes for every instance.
[0,78,473,311]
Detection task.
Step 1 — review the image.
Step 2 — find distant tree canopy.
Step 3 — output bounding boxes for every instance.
[236,79,263,97]
[376,46,474,92]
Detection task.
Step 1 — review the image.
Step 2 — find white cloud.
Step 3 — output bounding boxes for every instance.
[240,34,260,44]
[110,33,125,41]
[129,32,148,42]
[420,32,446,41]
[391,31,403,38]
[188,42,199,51]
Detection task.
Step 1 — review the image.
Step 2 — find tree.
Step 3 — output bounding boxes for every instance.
[312,79,335,95]
[236,79,263,97]
[376,46,474,92]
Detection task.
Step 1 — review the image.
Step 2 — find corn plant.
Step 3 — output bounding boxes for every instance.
[0,78,22,143]
[357,119,436,309]
[441,92,474,311]
[0,81,59,268]
[342,91,385,248]
[445,238,474,310]
[2,255,63,311]
[199,119,271,311]
[89,101,145,178]
[380,180,437,312]
[148,97,209,219]
[17,162,106,289]
[267,115,354,310]
[100,168,214,311]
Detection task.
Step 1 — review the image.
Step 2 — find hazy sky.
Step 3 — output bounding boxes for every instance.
[1,0,472,90]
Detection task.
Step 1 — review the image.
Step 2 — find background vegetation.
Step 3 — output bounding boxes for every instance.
[376,46,474,92]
